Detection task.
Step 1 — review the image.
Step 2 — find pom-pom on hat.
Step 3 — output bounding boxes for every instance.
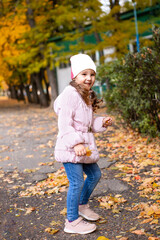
[70,53,96,79]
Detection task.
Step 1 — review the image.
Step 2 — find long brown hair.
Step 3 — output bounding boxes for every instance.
[70,81,103,112]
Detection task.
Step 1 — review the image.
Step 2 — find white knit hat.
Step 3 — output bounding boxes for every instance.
[70,53,96,79]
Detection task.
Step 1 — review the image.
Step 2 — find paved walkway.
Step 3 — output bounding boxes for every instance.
[1,99,149,240]
[0,99,128,196]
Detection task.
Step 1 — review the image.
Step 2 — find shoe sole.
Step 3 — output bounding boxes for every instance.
[64,225,96,234]
[79,212,100,221]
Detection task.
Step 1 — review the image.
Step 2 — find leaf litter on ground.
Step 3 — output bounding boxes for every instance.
[1,104,160,239]
[19,167,69,197]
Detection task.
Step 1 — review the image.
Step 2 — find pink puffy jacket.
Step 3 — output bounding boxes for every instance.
[54,85,106,163]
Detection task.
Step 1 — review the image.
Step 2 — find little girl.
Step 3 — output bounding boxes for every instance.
[54,53,112,234]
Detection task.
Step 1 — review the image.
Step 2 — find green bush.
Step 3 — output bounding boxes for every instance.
[97,27,160,137]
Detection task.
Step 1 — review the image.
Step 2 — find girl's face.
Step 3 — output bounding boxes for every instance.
[74,69,96,91]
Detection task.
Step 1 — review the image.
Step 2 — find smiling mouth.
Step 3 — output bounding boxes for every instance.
[84,82,92,85]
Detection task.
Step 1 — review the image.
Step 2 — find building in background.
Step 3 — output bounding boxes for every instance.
[52,4,160,95]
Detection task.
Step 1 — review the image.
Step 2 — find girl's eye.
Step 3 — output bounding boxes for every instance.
[82,73,86,76]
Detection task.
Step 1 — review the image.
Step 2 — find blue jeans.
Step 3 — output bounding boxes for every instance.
[63,162,101,222]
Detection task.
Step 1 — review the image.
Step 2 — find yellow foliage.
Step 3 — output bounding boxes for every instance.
[0,11,29,87]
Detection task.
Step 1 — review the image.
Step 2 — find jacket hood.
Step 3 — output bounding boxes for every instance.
[54,86,75,115]
[53,95,61,115]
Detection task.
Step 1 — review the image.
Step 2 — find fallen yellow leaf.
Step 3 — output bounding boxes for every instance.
[98,219,107,224]
[44,227,59,234]
[99,153,106,157]
[50,220,61,226]
[60,207,67,216]
[131,229,145,235]
[25,207,36,215]
[96,237,110,240]
[140,218,153,224]
[23,169,37,173]
[150,219,159,224]
[86,147,92,156]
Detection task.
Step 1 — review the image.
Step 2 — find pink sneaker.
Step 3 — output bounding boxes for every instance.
[64,216,96,234]
[79,204,100,221]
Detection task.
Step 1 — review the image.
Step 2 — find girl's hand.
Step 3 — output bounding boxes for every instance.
[74,144,86,156]
[102,117,112,128]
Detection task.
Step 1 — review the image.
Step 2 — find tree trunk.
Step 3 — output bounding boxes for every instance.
[109,0,120,20]
[79,25,85,53]
[40,68,50,102]
[18,84,25,101]
[105,77,110,90]
[33,73,49,107]
[26,0,35,28]
[31,74,39,104]
[25,85,32,103]
[26,0,49,107]
[0,0,4,16]
[10,86,18,99]
[109,0,120,9]
[94,32,104,63]
[47,66,58,106]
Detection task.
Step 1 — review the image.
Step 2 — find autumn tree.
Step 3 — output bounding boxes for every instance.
[54,0,156,62]
[0,0,59,105]
[96,0,158,60]
[0,0,159,105]
[18,0,61,106]
[0,0,30,100]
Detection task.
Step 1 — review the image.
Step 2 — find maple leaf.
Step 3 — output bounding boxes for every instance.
[96,237,110,240]
[140,218,153,224]
[98,194,127,210]
[134,175,141,180]
[131,229,145,235]
[150,219,159,224]
[135,202,160,221]
[60,208,67,216]
[98,218,107,224]
[86,147,92,156]
[44,227,59,235]
[25,207,36,215]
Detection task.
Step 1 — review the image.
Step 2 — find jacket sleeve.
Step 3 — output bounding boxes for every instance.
[54,90,85,148]
[91,116,107,133]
